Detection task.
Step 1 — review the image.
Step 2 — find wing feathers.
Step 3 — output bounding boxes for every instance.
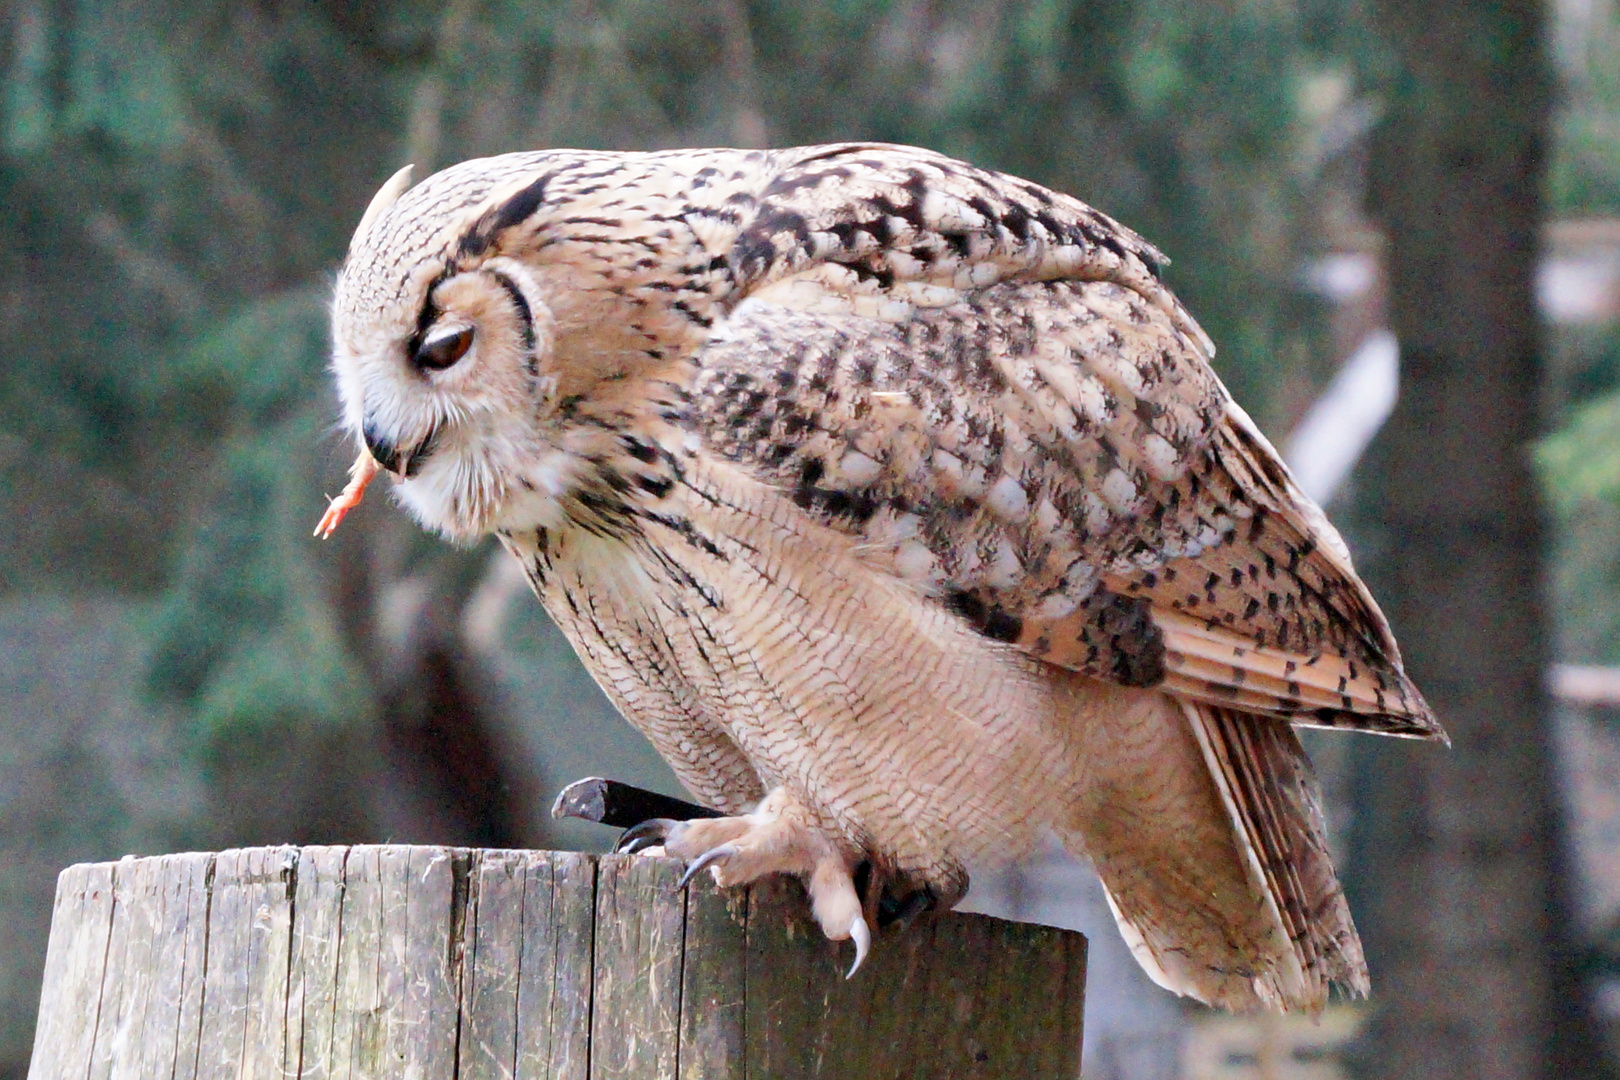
[734,142,1215,352]
[689,147,1442,740]
[1098,410,1443,739]
[1158,609,1442,738]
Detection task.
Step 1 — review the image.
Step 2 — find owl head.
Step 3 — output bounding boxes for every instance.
[328,157,581,542]
[329,152,735,542]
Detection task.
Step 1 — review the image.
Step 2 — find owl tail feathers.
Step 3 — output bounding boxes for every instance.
[1079,702,1367,1014]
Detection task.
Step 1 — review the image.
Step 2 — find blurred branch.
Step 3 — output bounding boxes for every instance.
[83,210,205,319]
[175,120,277,249]
[462,548,527,658]
[405,0,480,173]
[716,0,767,148]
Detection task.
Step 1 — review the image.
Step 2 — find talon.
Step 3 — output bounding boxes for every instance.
[678,843,741,888]
[616,818,675,854]
[619,834,666,856]
[846,915,871,979]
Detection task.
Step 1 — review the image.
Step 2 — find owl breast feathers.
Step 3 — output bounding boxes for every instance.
[325,143,1442,1012]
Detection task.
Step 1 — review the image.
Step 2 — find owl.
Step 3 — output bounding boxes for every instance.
[318,143,1442,1013]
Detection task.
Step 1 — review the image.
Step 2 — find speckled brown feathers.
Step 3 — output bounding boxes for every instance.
[325,142,1442,1012]
[694,278,1433,736]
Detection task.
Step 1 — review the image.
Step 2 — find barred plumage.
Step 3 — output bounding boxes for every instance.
[322,143,1443,1012]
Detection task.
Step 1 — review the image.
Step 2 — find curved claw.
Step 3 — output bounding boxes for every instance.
[677,843,741,889]
[616,818,675,854]
[619,833,665,856]
[845,914,871,979]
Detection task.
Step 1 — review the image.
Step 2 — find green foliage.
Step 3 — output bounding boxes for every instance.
[168,292,333,424]
[1539,325,1620,665]
[1550,0,1620,215]
[1540,0,1620,663]
[1540,390,1620,514]
[0,2,420,593]
[144,292,371,744]
[4,2,183,152]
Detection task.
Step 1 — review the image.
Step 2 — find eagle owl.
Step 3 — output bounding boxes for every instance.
[319,143,1442,1013]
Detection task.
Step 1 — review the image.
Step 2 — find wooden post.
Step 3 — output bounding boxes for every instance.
[26,846,1085,1079]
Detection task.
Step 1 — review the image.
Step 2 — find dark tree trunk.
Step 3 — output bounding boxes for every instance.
[323,491,539,851]
[1353,3,1606,1078]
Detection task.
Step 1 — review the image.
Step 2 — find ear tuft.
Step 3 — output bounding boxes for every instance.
[350,164,415,253]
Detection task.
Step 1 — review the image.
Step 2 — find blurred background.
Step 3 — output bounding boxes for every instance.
[0,1,1615,1077]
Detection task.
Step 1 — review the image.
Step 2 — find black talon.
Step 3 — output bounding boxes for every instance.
[677,843,739,888]
[615,818,675,854]
[552,777,724,829]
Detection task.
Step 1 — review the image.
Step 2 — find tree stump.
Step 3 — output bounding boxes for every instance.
[26,846,1085,1079]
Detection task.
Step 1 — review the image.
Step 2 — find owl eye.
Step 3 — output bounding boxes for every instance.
[413,324,474,371]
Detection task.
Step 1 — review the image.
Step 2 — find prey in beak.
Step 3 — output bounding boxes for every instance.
[314,450,380,539]
[315,417,441,538]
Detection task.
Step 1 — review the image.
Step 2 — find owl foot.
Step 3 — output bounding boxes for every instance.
[851,860,941,931]
[628,788,871,977]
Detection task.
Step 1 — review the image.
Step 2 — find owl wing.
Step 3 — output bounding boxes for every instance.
[682,142,1440,740]
[692,277,1440,740]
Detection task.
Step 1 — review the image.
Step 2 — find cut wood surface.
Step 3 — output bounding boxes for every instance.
[27,846,1085,1079]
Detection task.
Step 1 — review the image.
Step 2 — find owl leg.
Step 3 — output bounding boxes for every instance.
[650,787,871,976]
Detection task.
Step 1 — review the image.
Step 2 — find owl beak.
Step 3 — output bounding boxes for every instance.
[362,422,409,476]
[362,418,440,478]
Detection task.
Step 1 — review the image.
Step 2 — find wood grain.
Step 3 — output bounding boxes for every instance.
[27,847,1085,1079]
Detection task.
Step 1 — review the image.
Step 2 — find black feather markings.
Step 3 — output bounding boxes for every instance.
[486,269,538,352]
[405,268,453,367]
[943,589,1025,645]
[457,170,557,259]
